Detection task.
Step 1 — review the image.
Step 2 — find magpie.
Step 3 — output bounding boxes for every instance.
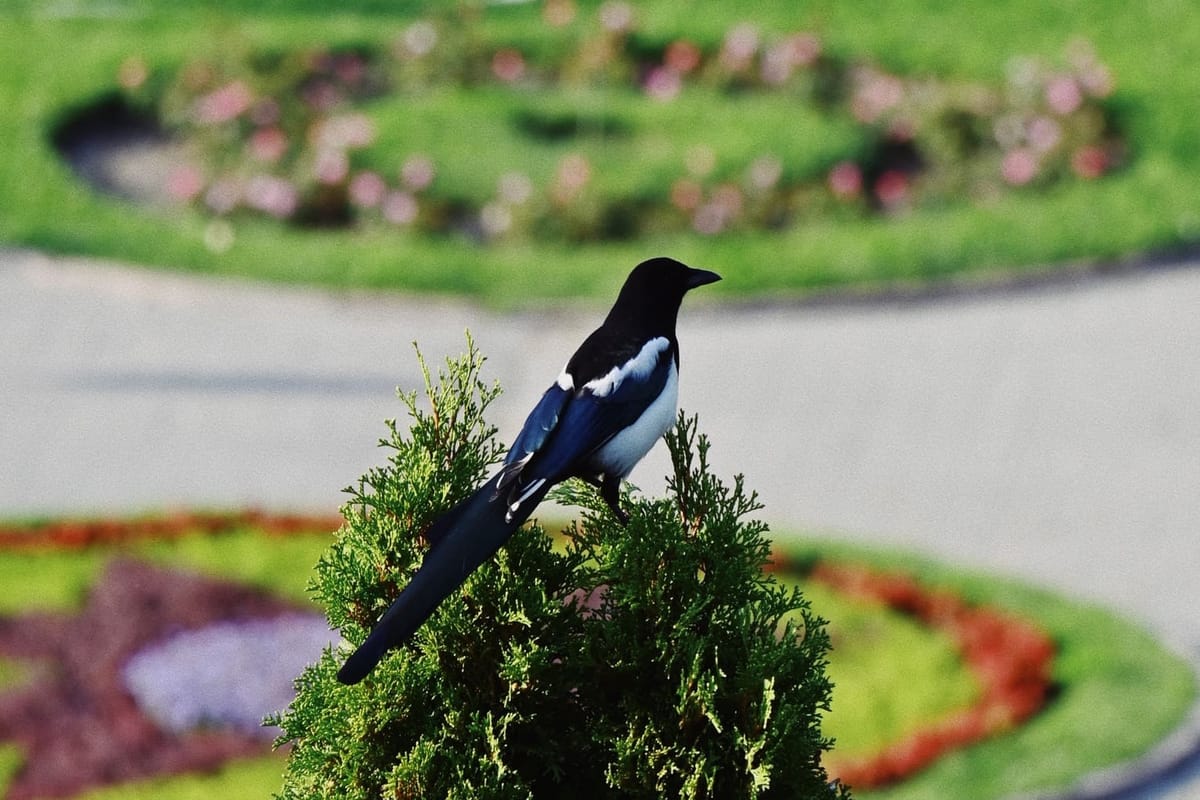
[336,257,720,685]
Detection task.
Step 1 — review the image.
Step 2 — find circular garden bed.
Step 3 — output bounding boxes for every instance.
[0,512,1191,799]
[63,9,1121,244]
[20,1,1168,305]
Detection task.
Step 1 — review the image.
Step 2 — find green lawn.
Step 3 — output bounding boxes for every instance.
[2,1,1199,304]
[785,538,1198,800]
[796,580,982,763]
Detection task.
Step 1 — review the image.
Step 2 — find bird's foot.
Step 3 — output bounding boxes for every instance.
[600,475,630,526]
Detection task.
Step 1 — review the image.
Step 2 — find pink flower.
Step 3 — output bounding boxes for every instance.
[498,172,533,205]
[301,80,341,112]
[313,149,349,185]
[720,23,759,71]
[691,184,743,235]
[1079,64,1113,98]
[1026,116,1061,154]
[401,21,438,57]
[670,178,703,212]
[711,183,743,216]
[665,40,702,74]
[851,69,904,123]
[760,43,795,85]
[382,191,419,225]
[349,171,387,207]
[204,179,241,214]
[248,127,288,163]
[314,114,375,150]
[692,203,729,235]
[400,155,436,191]
[480,202,512,237]
[644,66,682,101]
[1066,40,1114,97]
[874,170,909,208]
[1045,76,1083,115]
[748,155,782,190]
[1071,146,1108,179]
[542,0,576,27]
[492,49,526,83]
[992,115,1025,150]
[244,175,299,218]
[333,53,367,86]
[785,33,822,67]
[1001,149,1038,186]
[599,1,634,33]
[194,81,253,125]
[553,153,591,202]
[166,165,205,202]
[249,98,281,127]
[827,161,862,198]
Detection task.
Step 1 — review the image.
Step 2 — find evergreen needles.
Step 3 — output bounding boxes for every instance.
[273,338,848,799]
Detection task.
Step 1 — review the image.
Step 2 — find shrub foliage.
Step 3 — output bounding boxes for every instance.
[273,339,847,799]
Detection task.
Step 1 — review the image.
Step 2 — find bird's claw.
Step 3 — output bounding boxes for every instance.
[599,475,629,526]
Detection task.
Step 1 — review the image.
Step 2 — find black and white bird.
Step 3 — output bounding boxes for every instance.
[337,257,720,685]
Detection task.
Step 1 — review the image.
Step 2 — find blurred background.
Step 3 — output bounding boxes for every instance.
[1,1,1199,798]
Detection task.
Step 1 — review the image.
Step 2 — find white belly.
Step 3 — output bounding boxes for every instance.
[592,360,679,478]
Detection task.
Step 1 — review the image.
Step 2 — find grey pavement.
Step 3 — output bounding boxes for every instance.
[2,247,1199,796]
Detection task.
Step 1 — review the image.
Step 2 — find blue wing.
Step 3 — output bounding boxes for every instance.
[495,382,572,495]
[494,338,674,517]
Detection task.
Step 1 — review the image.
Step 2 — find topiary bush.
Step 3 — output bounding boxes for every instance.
[272,339,848,799]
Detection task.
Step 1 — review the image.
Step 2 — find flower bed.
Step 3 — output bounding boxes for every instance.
[0,559,309,800]
[801,560,1056,790]
[0,510,341,552]
[0,511,1060,797]
[97,4,1123,244]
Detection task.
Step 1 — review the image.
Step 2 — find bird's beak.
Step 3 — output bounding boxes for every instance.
[685,268,722,290]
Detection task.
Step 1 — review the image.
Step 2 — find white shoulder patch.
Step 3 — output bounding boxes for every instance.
[556,368,574,391]
[584,336,670,398]
[592,359,679,478]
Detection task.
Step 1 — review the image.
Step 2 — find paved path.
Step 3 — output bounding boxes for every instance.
[2,247,1199,796]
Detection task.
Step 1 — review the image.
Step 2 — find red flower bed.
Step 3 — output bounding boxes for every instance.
[804,560,1056,790]
[0,510,341,552]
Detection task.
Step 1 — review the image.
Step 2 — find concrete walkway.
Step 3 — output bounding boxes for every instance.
[2,247,1198,796]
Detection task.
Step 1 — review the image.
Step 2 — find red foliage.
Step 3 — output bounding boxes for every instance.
[809,561,1056,790]
[0,510,342,552]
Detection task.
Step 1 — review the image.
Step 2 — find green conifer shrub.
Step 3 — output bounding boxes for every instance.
[273,339,848,799]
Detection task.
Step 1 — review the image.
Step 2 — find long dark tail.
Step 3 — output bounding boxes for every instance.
[336,473,551,685]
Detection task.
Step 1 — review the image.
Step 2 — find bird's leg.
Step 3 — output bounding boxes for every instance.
[599,473,629,526]
[577,474,602,489]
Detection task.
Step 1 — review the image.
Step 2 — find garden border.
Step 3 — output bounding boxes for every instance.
[1,511,1195,798]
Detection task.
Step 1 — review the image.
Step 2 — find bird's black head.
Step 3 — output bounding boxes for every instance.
[606,257,720,332]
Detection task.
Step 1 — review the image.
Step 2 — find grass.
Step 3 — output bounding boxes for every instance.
[1,1,1199,304]
[0,518,1193,798]
[75,755,290,800]
[784,537,1198,800]
[795,580,982,762]
[0,525,330,615]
